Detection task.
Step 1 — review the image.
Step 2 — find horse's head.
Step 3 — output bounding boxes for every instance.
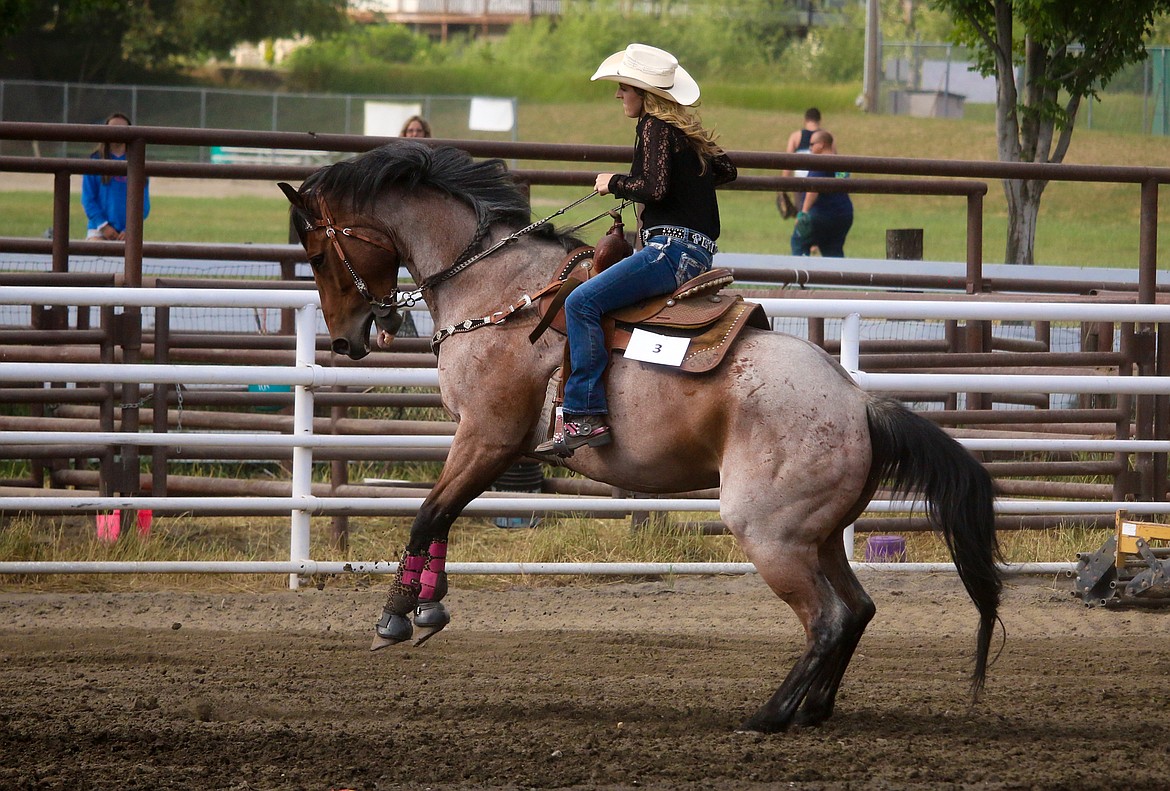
[279,179,404,360]
[282,141,581,359]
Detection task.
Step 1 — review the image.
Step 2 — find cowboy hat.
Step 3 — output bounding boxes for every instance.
[590,43,700,107]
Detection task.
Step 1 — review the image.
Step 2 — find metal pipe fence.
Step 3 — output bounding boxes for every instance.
[2,122,1169,582]
[4,120,1170,297]
[2,285,1170,583]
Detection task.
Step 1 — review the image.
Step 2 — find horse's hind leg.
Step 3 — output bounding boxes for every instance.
[735,553,853,733]
[791,535,875,726]
[724,493,872,733]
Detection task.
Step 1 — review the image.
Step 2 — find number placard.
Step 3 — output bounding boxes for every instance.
[623,328,690,367]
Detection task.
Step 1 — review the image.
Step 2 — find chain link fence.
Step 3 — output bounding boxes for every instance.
[881,42,1170,135]
[0,80,517,160]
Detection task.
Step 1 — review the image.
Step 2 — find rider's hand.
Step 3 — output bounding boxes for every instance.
[594,173,613,195]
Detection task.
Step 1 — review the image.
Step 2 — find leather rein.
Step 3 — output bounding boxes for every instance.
[308,189,620,352]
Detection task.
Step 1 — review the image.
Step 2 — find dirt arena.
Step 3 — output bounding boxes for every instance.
[2,571,1169,790]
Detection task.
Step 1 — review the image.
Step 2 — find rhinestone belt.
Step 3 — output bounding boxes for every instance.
[641,225,718,255]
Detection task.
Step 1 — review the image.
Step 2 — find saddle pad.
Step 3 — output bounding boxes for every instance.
[611,296,770,373]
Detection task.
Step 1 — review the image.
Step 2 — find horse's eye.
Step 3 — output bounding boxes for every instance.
[308,254,324,270]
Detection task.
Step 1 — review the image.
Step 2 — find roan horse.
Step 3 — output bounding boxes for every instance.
[280,141,1001,733]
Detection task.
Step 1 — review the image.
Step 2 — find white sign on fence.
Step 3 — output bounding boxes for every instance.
[364,101,423,136]
[468,97,515,132]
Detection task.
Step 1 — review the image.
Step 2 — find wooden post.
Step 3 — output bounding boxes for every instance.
[886,228,923,260]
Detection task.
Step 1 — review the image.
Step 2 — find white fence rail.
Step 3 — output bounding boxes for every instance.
[2,286,1169,584]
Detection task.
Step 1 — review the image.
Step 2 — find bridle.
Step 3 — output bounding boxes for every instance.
[305,188,623,350]
[305,192,409,333]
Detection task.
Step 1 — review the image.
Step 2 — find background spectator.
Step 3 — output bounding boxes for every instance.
[792,129,853,257]
[82,112,150,240]
[400,115,432,138]
[778,107,835,222]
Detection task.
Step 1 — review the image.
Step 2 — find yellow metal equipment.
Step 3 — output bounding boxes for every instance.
[1073,510,1170,606]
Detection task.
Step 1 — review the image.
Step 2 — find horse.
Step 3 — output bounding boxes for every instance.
[279,140,1001,733]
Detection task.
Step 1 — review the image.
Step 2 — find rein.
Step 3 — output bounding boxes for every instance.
[405,189,603,303]
[426,197,635,353]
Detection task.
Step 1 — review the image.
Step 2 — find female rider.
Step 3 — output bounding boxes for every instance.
[537,43,737,456]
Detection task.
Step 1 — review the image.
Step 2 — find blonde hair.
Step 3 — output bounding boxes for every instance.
[640,91,725,171]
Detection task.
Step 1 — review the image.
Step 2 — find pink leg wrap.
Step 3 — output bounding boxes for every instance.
[384,551,427,617]
[419,540,448,600]
[400,552,425,591]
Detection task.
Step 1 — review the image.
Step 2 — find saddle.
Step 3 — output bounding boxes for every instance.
[609,271,769,373]
[531,220,769,374]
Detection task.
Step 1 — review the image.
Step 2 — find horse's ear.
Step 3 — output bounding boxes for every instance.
[277,182,305,211]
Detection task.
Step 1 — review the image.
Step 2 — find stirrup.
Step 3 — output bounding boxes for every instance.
[535,409,612,457]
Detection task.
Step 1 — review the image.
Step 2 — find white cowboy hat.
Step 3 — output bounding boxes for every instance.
[590,43,700,107]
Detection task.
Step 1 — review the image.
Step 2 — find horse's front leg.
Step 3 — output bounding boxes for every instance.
[371,509,453,650]
[371,431,521,651]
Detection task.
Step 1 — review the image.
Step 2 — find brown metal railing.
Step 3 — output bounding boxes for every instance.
[1,121,1167,522]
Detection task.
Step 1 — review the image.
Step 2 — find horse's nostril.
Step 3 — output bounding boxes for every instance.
[331,339,349,356]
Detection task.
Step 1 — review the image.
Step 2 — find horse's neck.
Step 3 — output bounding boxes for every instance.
[417,237,566,394]
[419,236,558,329]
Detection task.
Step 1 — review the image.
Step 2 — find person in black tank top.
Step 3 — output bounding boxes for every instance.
[778,108,826,223]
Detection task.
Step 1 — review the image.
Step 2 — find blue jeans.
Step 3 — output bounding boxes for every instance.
[562,235,713,416]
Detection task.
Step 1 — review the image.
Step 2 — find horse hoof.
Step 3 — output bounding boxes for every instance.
[737,715,788,734]
[370,610,413,651]
[412,601,450,646]
[370,633,400,651]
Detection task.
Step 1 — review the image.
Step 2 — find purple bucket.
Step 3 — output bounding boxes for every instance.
[864,535,907,563]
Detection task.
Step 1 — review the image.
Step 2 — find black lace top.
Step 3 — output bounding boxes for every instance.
[607,114,737,241]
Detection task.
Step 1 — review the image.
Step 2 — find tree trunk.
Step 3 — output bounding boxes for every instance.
[1002,177,1046,265]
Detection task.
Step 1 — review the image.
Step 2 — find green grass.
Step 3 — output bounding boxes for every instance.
[1,191,291,244]
[7,98,1170,265]
[4,180,1161,266]
[0,511,1111,593]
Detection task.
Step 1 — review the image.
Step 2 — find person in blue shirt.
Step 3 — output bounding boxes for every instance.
[791,129,852,257]
[82,112,150,240]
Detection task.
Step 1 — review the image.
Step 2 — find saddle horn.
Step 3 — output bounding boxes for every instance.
[592,210,633,273]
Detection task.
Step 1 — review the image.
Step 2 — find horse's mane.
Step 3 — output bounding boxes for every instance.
[298,141,578,248]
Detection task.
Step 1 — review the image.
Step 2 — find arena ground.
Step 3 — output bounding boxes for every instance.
[3,570,1170,790]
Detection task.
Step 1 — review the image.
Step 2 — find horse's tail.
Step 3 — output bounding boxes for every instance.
[865,395,1002,697]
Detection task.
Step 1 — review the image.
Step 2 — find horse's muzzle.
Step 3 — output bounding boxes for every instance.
[331,337,369,360]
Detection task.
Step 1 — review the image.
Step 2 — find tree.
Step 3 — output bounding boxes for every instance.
[0,0,348,83]
[931,0,1170,264]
